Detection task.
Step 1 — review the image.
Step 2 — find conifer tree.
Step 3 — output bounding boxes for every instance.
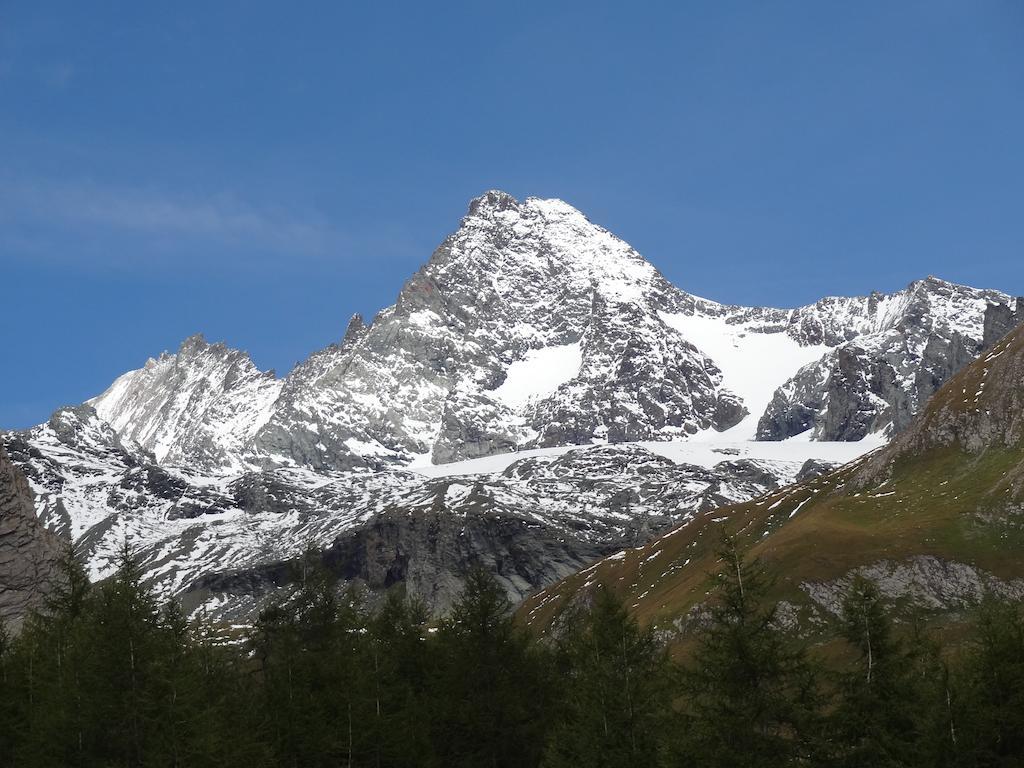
[147,600,271,768]
[430,568,555,768]
[6,543,96,766]
[954,596,1024,766]
[365,589,436,768]
[253,552,371,768]
[84,539,168,766]
[0,621,13,767]
[680,537,822,768]
[253,598,305,766]
[542,586,675,768]
[831,576,949,768]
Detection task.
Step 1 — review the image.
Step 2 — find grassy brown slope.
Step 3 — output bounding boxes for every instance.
[520,324,1024,637]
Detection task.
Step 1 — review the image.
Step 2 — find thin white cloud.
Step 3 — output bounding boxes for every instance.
[0,176,341,260]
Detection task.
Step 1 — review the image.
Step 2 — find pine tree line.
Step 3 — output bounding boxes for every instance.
[1,540,1022,767]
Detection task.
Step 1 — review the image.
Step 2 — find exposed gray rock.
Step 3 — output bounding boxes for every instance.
[86,197,1010,473]
[759,278,1002,441]
[8,192,1017,626]
[432,391,519,465]
[982,297,1024,350]
[794,459,836,483]
[802,556,1024,617]
[211,507,607,619]
[89,334,282,471]
[853,320,1024,491]
[0,444,62,631]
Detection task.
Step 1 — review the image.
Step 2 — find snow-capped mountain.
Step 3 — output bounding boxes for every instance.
[90,334,282,471]
[520,314,1024,635]
[89,191,1009,474]
[3,190,1014,620]
[754,277,1009,441]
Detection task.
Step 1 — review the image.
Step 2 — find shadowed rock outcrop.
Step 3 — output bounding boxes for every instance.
[982,297,1024,350]
[0,444,62,630]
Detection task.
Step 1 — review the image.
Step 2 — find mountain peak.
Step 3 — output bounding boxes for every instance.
[466,189,519,218]
[173,333,212,361]
[89,332,283,467]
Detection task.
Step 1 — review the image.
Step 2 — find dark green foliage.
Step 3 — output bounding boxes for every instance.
[0,621,14,764]
[1,542,269,768]
[430,568,555,768]
[252,555,374,768]
[830,576,951,767]
[953,597,1024,766]
[363,591,435,767]
[678,538,823,768]
[2,543,1024,767]
[252,564,555,768]
[543,587,675,768]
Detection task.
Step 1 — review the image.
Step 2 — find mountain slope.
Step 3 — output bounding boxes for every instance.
[7,191,1016,622]
[521,320,1024,635]
[244,190,747,470]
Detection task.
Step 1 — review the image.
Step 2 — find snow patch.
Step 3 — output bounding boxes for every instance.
[659,311,830,440]
[410,436,885,479]
[491,342,583,410]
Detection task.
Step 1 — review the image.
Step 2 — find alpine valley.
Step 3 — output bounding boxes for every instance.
[2,191,1020,622]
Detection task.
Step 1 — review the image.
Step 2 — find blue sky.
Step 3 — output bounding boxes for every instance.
[2,1,1022,428]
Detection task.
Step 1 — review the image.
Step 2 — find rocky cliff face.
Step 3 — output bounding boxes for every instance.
[854,319,1024,480]
[982,297,1024,350]
[241,191,750,470]
[757,277,1004,441]
[0,444,62,630]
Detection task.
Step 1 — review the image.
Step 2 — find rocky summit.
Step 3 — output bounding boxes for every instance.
[1,191,1016,621]
[88,193,1008,473]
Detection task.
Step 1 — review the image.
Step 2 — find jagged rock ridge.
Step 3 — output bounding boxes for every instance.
[854,316,1024,481]
[91,334,281,471]
[756,277,1006,441]
[90,194,1008,473]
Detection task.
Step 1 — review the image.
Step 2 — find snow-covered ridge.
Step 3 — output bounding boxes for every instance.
[658,311,831,441]
[85,192,1008,474]
[91,334,282,471]
[409,436,884,479]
